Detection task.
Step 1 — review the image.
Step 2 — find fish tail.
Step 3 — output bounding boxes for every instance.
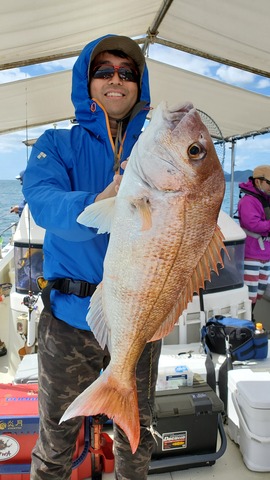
[60,365,140,454]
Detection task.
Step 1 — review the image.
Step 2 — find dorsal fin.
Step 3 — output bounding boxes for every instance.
[150,226,227,342]
[150,298,186,342]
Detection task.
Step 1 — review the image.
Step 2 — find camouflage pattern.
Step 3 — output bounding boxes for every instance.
[30,311,161,480]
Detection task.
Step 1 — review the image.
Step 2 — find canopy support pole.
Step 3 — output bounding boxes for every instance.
[229,140,236,217]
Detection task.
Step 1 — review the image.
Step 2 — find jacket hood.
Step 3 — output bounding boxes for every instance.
[239,178,270,202]
[71,34,151,134]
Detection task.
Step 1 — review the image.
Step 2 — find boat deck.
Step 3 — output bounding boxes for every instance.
[1,246,270,479]
[1,351,270,480]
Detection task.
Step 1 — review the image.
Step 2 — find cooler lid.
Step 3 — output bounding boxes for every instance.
[0,383,39,417]
[14,353,38,384]
[155,382,224,417]
[237,381,270,409]
[218,210,246,241]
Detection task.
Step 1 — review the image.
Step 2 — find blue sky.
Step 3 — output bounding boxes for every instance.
[0,43,269,180]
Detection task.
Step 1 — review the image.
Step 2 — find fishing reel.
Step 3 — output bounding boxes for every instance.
[22,293,41,348]
[23,293,40,311]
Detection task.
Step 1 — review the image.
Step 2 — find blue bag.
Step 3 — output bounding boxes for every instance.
[201,315,268,361]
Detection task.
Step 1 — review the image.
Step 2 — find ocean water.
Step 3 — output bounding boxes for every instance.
[223,181,240,217]
[0,180,22,247]
[0,180,240,247]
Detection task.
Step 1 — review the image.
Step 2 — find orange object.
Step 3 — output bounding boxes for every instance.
[0,384,114,479]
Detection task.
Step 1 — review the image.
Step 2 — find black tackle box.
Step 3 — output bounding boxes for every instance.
[149,377,226,474]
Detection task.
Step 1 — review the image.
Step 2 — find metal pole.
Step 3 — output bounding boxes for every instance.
[229,140,236,217]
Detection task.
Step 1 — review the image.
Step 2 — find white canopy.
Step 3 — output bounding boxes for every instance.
[1,60,270,140]
[1,0,270,76]
[1,0,270,139]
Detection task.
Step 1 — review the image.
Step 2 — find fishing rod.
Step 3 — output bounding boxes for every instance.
[22,83,40,350]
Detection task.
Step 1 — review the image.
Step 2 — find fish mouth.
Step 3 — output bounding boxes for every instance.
[166,101,195,131]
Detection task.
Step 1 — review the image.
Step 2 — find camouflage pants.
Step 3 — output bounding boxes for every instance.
[30,311,161,480]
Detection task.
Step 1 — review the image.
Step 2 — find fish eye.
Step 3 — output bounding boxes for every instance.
[188,142,206,161]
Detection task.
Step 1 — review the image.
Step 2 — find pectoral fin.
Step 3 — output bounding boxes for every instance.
[77,197,116,234]
[132,197,152,231]
[86,282,111,352]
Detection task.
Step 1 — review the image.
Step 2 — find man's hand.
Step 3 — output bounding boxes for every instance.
[95,160,128,202]
[10,205,19,214]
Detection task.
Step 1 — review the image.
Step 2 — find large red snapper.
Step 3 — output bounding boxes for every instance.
[61,101,226,453]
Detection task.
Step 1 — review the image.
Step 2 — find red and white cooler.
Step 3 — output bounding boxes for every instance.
[0,383,114,479]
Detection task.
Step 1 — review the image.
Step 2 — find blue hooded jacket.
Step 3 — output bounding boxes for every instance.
[23,35,151,330]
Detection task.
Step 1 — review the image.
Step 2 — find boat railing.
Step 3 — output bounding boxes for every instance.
[0,221,18,258]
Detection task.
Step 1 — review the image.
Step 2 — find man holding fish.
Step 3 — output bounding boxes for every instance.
[23,35,163,479]
[24,31,226,479]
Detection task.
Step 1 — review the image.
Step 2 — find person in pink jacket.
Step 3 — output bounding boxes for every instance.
[238,165,270,318]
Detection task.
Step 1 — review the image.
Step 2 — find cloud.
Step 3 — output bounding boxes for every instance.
[0,132,25,153]
[216,65,255,85]
[215,66,270,94]
[257,78,270,89]
[37,57,77,73]
[0,57,77,85]
[223,133,270,172]
[148,45,270,97]
[237,135,270,152]
[0,120,73,179]
[0,68,30,84]
[148,44,218,76]
[0,120,71,154]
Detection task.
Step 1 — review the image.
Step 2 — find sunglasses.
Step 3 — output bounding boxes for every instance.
[92,64,138,82]
[257,177,270,185]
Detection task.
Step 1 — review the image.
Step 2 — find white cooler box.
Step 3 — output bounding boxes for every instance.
[232,380,270,472]
[14,353,39,384]
[227,339,270,443]
[227,369,270,444]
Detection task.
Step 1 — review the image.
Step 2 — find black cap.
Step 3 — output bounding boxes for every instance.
[90,36,145,78]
